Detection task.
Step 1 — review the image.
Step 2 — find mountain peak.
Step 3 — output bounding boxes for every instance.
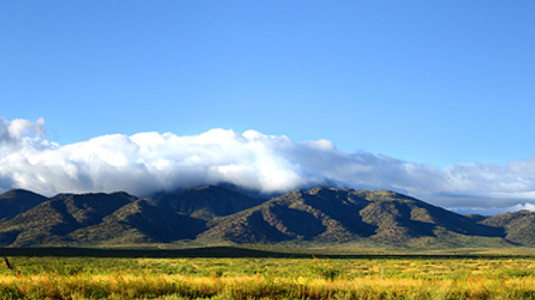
[1,188,44,199]
[157,185,265,220]
[0,189,49,223]
[305,186,333,194]
[183,185,227,194]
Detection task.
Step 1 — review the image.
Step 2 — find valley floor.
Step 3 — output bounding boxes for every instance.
[2,247,535,299]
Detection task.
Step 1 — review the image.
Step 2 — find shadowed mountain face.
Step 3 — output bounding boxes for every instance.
[198,187,505,245]
[68,199,208,244]
[480,210,535,245]
[0,186,265,247]
[155,186,266,220]
[0,192,137,247]
[0,186,529,248]
[0,189,49,223]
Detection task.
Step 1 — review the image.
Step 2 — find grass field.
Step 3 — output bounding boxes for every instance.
[2,247,535,299]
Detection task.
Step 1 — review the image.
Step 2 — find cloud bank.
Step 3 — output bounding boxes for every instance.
[1,117,535,214]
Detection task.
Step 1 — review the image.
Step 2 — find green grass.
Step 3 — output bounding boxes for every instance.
[3,248,535,299]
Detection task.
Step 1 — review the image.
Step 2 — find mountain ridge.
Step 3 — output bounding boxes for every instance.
[0,186,532,248]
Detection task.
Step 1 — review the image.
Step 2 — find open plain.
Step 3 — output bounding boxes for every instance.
[2,247,535,299]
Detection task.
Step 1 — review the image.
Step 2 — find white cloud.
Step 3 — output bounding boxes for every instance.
[1,117,45,142]
[1,117,535,213]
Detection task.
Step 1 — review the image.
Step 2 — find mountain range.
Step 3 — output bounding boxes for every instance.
[0,186,533,248]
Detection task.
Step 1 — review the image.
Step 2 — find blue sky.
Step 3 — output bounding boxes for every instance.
[1,1,535,213]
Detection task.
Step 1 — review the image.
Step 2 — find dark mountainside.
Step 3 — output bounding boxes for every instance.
[480,211,535,245]
[197,187,507,247]
[0,186,532,248]
[0,189,49,223]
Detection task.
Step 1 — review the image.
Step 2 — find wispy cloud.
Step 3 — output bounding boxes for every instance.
[1,117,534,214]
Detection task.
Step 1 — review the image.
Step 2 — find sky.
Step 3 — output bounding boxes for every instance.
[1,1,535,214]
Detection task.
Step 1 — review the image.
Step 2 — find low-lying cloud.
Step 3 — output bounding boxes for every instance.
[1,117,535,214]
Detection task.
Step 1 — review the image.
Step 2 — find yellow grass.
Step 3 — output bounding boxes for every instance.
[2,256,535,299]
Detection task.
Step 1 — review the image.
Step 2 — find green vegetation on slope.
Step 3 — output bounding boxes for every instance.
[0,186,532,248]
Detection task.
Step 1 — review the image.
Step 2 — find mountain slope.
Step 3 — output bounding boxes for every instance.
[480,210,535,245]
[68,185,266,245]
[0,186,262,246]
[68,198,207,244]
[199,187,506,246]
[155,186,266,220]
[0,186,529,248]
[0,192,136,247]
[0,189,48,223]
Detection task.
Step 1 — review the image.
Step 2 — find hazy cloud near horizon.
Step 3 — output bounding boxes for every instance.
[1,117,535,214]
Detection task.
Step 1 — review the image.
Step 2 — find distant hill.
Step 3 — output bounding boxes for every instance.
[0,186,532,248]
[0,189,48,223]
[480,210,535,245]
